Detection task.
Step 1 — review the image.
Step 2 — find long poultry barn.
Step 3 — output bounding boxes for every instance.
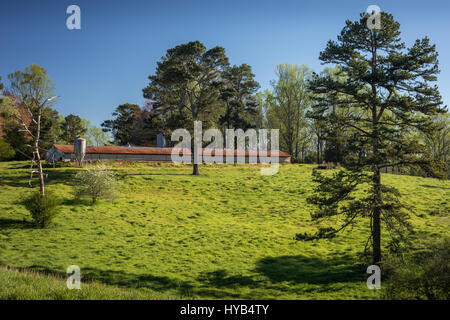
[45,144,291,164]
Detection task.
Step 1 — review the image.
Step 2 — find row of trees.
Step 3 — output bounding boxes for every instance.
[261,63,450,168]
[101,55,449,172]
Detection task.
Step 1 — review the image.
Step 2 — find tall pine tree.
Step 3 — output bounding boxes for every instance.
[143,41,229,175]
[219,64,261,131]
[299,12,446,265]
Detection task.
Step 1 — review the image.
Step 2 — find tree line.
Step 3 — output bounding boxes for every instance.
[3,43,446,174]
[99,42,449,174]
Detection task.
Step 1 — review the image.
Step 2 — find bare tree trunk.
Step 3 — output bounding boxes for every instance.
[34,105,45,197]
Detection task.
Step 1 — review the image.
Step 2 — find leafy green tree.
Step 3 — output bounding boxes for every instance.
[102,103,141,145]
[0,139,15,160]
[143,41,229,175]
[219,64,261,131]
[310,115,326,164]
[264,64,312,158]
[308,67,353,164]
[300,12,446,265]
[0,95,32,160]
[421,113,450,163]
[39,106,61,149]
[1,91,58,159]
[60,114,87,144]
[86,124,111,146]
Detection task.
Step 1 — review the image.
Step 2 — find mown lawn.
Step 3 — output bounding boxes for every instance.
[0,161,448,299]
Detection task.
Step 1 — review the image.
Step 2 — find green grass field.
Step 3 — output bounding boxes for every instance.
[0,161,448,299]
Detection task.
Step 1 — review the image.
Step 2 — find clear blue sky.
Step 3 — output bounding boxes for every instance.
[1,0,449,126]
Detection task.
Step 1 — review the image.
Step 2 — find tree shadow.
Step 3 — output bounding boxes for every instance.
[196,269,259,288]
[16,254,364,299]
[80,267,194,293]
[44,170,77,186]
[61,197,92,206]
[122,173,190,177]
[420,184,450,190]
[255,254,362,285]
[20,265,195,296]
[0,218,34,230]
[0,169,77,188]
[192,254,364,298]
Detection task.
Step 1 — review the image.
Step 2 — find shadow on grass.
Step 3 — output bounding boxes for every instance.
[121,173,191,177]
[197,269,258,288]
[0,169,77,188]
[82,268,194,293]
[193,254,363,298]
[0,218,34,230]
[61,197,93,206]
[197,255,361,289]
[23,265,195,296]
[255,254,362,285]
[18,254,363,299]
[420,184,450,190]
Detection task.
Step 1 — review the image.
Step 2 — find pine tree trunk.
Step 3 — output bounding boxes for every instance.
[316,138,320,164]
[371,119,382,265]
[370,29,381,265]
[192,163,199,175]
[191,122,200,176]
[372,168,382,265]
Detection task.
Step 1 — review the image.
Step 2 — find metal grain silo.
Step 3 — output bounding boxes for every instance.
[74,136,86,165]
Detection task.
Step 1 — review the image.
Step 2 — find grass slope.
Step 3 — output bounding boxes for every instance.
[0,266,172,300]
[0,161,448,299]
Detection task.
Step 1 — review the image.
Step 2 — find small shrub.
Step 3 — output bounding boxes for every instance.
[23,191,61,228]
[383,239,450,300]
[74,164,117,204]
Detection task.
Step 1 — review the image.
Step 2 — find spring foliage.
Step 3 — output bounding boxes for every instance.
[74,165,117,204]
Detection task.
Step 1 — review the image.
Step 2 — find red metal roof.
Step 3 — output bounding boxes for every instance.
[52,145,291,157]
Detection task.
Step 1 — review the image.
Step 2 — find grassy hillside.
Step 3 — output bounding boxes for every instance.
[0,266,173,300]
[0,161,448,299]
